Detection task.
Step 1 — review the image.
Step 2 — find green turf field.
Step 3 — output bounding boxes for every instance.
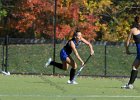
[0,75,140,100]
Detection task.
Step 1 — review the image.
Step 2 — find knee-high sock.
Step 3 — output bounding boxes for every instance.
[70,68,76,81]
[50,61,63,69]
[128,70,138,85]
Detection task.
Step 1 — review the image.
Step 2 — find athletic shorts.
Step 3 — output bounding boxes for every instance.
[136,43,140,60]
[60,48,69,61]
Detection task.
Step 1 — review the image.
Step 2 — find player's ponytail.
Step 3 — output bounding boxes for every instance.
[134,16,140,30]
[134,16,139,23]
[73,30,81,38]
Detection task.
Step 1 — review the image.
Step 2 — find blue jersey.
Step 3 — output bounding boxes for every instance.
[133,34,140,44]
[133,34,140,60]
[60,38,81,61]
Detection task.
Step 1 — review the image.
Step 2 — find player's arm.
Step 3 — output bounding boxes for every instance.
[70,41,84,65]
[81,37,94,55]
[126,29,133,54]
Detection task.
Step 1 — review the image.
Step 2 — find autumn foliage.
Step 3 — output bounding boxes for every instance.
[7,0,98,41]
[1,0,140,42]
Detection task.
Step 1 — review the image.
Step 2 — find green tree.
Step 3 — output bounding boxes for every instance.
[0,0,8,37]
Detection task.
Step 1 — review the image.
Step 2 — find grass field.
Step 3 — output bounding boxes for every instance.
[0,75,140,100]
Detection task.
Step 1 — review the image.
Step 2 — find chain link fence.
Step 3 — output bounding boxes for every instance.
[0,37,138,77]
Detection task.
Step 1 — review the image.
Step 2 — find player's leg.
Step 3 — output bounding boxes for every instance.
[128,59,140,85]
[62,61,69,70]
[121,59,140,89]
[45,48,67,69]
[65,56,78,84]
[127,46,140,87]
[45,58,63,69]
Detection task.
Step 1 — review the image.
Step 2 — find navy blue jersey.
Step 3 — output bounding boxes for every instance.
[133,34,140,60]
[133,34,140,44]
[63,38,81,55]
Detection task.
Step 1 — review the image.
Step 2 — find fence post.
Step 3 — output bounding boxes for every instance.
[5,35,9,72]
[1,35,9,72]
[104,44,107,76]
[53,0,57,75]
[2,43,5,71]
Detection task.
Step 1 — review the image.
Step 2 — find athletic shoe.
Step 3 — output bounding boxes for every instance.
[2,71,10,75]
[67,80,78,85]
[45,58,52,68]
[71,81,78,85]
[67,80,71,84]
[121,84,133,89]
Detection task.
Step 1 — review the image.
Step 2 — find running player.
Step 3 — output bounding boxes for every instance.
[121,16,140,89]
[45,30,94,84]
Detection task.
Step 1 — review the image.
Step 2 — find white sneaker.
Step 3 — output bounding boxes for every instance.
[67,80,78,85]
[2,71,10,75]
[72,81,78,84]
[45,58,52,68]
[121,84,133,89]
[67,80,71,84]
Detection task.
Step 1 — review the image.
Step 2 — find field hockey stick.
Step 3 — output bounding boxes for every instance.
[126,52,136,55]
[126,49,136,55]
[73,55,92,81]
[128,52,136,55]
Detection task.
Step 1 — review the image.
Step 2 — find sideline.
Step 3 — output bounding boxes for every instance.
[0,94,140,98]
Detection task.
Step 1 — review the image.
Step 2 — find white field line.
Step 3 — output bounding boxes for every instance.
[0,95,140,98]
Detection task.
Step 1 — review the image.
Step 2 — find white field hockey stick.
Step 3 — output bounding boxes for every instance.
[73,55,92,81]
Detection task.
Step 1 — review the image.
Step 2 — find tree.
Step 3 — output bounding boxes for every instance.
[93,0,140,42]
[0,0,9,37]
[3,0,139,42]
[5,0,98,41]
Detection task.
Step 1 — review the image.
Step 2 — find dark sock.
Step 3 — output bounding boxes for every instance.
[70,68,76,81]
[128,70,138,85]
[50,61,63,69]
